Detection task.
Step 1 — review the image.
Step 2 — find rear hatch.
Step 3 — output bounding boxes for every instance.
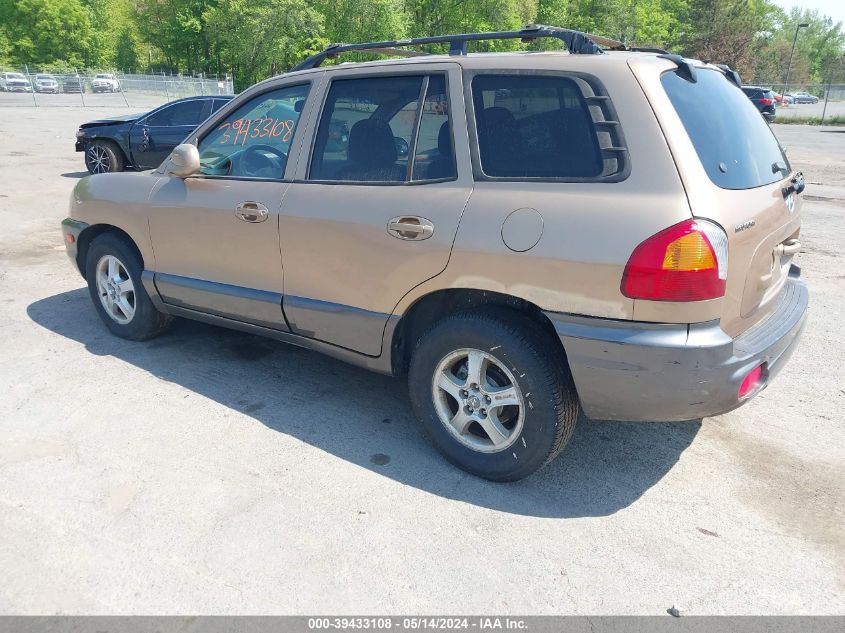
[632,58,802,337]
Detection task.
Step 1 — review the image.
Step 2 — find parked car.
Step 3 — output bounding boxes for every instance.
[62,26,808,481]
[741,85,776,121]
[75,95,234,174]
[0,71,32,92]
[788,91,819,104]
[62,75,85,93]
[92,73,121,93]
[34,73,60,93]
[771,91,793,105]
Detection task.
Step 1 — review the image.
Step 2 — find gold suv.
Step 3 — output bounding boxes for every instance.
[62,26,808,481]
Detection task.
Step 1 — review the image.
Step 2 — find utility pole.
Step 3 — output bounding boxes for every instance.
[821,55,845,125]
[783,22,809,98]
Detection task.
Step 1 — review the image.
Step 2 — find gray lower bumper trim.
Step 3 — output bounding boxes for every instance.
[545,275,808,422]
[60,218,89,276]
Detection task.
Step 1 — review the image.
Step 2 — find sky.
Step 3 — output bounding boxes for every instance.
[772,0,845,25]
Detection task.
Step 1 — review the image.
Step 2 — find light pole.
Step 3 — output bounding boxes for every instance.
[783,22,809,98]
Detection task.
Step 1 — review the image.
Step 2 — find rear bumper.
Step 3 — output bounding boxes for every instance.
[545,269,808,422]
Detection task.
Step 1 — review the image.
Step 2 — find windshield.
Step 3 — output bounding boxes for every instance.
[662,68,789,190]
[7,73,26,80]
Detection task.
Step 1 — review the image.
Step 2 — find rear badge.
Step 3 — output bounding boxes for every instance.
[785,193,796,214]
[735,219,756,233]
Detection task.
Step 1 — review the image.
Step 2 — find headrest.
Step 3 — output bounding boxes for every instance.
[348,118,397,167]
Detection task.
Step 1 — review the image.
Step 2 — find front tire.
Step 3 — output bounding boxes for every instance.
[408,307,579,481]
[85,232,171,341]
[85,140,124,174]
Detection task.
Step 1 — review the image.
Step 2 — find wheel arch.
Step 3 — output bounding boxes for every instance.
[390,288,567,376]
[76,224,144,279]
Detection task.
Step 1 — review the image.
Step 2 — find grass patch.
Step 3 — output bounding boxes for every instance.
[774,114,845,126]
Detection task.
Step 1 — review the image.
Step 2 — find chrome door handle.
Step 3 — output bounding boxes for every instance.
[235,201,269,223]
[387,216,434,241]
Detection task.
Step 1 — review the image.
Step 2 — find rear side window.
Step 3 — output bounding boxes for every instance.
[663,70,789,189]
[471,74,603,179]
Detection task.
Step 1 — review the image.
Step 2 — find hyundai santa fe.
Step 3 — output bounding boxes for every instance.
[61,26,808,481]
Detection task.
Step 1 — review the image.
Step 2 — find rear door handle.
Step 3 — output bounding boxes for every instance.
[235,201,269,223]
[387,216,434,241]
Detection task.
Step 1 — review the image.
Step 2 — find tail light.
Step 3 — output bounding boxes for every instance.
[759,98,774,106]
[622,219,729,301]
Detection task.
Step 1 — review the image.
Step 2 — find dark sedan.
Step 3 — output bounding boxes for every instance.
[741,85,776,121]
[76,95,234,174]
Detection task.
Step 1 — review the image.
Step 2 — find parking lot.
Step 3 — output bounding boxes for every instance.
[0,107,843,614]
[775,99,845,119]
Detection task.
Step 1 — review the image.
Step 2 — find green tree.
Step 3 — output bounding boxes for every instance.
[205,0,328,89]
[0,0,95,67]
[115,26,140,71]
[316,0,408,45]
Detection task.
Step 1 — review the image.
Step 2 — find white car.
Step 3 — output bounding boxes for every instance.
[34,73,60,94]
[0,72,32,92]
[92,73,121,93]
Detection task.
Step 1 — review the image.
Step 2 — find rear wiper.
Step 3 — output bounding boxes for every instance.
[771,160,789,176]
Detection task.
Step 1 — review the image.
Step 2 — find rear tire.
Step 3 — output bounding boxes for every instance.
[85,232,171,341]
[85,140,124,174]
[408,307,579,481]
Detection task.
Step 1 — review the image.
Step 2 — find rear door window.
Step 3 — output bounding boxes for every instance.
[662,69,789,189]
[471,74,603,179]
[309,74,455,183]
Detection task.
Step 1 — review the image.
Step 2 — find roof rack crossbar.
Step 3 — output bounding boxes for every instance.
[291,24,624,72]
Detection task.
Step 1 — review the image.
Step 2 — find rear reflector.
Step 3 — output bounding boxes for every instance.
[622,219,729,301]
[738,364,765,398]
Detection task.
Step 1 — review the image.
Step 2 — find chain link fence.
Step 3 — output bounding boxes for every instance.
[742,82,845,122]
[0,67,235,110]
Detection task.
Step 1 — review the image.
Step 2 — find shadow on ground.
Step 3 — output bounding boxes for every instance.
[28,288,701,518]
[61,171,90,178]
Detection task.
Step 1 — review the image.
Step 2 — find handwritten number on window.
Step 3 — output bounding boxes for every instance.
[216,118,295,146]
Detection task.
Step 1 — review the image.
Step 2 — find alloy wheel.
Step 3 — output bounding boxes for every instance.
[95,255,135,324]
[86,145,111,174]
[431,348,525,453]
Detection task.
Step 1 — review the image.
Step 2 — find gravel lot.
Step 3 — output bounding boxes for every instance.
[0,108,843,615]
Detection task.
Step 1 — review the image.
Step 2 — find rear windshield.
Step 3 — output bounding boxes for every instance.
[662,69,789,190]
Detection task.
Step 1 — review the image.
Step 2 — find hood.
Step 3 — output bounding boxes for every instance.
[80,113,144,128]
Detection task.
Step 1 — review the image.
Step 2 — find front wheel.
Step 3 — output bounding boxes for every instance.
[85,232,171,340]
[85,140,124,174]
[408,307,579,481]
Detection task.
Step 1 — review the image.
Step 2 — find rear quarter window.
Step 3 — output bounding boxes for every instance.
[662,70,789,190]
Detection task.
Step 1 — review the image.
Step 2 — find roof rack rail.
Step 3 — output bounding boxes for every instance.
[291,24,626,72]
[714,63,742,87]
[628,46,669,54]
[658,53,697,83]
